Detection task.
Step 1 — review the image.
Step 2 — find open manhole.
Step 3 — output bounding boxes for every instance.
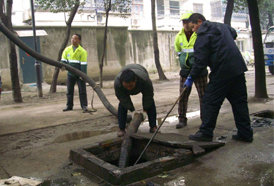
[70,133,224,185]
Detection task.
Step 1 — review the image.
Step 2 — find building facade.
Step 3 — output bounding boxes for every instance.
[0,0,253,87]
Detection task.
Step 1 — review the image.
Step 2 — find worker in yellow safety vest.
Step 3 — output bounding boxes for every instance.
[61,34,89,112]
[174,12,208,128]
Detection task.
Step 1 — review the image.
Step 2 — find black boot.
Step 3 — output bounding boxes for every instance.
[232,134,253,142]
[82,106,89,113]
[176,118,187,129]
[189,131,213,142]
[63,107,73,112]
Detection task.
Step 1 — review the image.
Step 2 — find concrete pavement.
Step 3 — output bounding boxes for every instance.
[0,68,273,185]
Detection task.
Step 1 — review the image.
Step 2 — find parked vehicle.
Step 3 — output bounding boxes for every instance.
[264,26,274,75]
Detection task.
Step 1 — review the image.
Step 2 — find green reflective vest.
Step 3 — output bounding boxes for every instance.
[174,28,197,69]
[61,45,87,77]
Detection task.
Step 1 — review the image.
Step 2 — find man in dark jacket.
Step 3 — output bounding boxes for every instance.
[174,12,208,129]
[184,13,253,142]
[114,64,157,137]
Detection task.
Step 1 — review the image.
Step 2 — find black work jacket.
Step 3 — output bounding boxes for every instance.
[114,64,154,111]
[190,21,247,81]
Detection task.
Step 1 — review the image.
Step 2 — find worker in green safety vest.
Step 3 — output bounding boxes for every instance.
[174,12,208,129]
[61,34,89,113]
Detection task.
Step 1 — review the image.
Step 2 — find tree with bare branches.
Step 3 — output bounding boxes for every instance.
[151,0,167,80]
[97,0,131,87]
[0,0,22,102]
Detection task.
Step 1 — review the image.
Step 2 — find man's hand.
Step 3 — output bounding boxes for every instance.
[183,76,193,88]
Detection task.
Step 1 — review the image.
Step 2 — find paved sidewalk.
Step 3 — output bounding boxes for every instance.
[0,72,181,135]
[0,68,273,185]
[0,68,273,136]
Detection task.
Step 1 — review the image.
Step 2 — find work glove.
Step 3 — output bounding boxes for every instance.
[183,76,193,88]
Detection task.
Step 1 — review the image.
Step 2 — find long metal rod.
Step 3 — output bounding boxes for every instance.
[134,87,187,165]
[30,0,43,97]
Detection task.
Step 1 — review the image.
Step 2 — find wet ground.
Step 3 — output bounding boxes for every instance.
[0,68,273,185]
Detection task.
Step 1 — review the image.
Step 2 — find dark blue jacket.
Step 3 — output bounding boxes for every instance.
[114,64,154,112]
[190,21,247,81]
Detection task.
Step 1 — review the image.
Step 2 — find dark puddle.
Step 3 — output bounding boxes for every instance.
[250,110,274,128]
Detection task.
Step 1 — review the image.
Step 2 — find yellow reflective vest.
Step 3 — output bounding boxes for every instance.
[174,28,197,69]
[61,45,87,77]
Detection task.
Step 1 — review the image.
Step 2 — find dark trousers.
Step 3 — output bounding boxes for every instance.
[178,75,207,121]
[118,101,157,130]
[199,74,253,139]
[66,75,87,109]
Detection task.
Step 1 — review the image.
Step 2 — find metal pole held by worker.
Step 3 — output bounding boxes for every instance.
[134,87,187,165]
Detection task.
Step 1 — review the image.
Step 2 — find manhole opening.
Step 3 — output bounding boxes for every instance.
[71,134,225,185]
[251,110,274,119]
[85,137,181,167]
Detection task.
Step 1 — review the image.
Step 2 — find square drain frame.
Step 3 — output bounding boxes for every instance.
[70,133,224,185]
[70,137,193,185]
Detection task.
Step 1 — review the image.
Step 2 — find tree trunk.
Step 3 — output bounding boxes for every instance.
[0,20,121,116]
[0,0,22,102]
[9,41,22,102]
[99,0,111,88]
[267,12,273,28]
[151,0,167,80]
[49,0,80,93]
[224,0,234,25]
[247,0,268,98]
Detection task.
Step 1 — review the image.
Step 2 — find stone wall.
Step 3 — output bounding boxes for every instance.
[0,26,179,88]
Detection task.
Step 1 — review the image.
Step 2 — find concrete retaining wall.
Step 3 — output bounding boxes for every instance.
[0,26,179,89]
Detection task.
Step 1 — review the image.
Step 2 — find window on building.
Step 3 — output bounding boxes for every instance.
[81,0,93,11]
[232,9,248,21]
[193,3,203,14]
[210,1,222,18]
[169,1,179,16]
[236,40,244,52]
[132,0,143,15]
[94,0,105,12]
[94,0,131,13]
[157,0,165,17]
